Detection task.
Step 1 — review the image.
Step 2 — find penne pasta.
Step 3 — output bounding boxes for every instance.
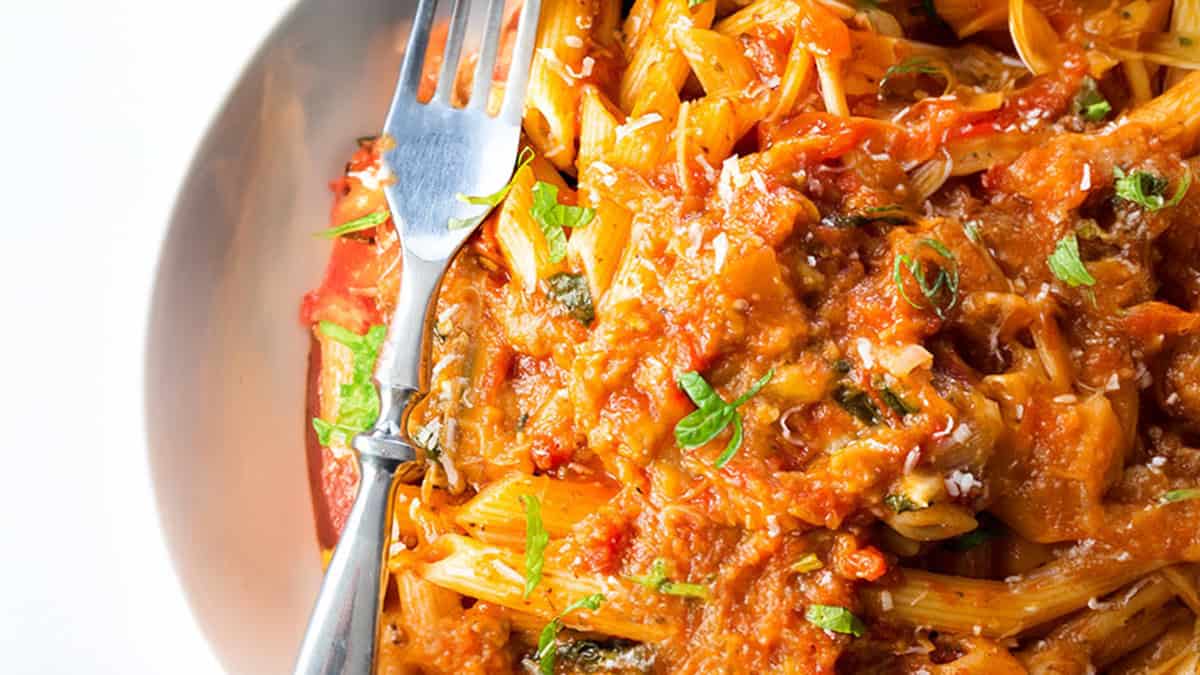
[413,534,675,643]
[304,4,1200,672]
[453,473,615,546]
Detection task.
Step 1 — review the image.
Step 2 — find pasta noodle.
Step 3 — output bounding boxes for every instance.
[301,0,1200,671]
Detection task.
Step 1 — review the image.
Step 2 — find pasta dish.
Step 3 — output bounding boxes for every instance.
[301,0,1200,672]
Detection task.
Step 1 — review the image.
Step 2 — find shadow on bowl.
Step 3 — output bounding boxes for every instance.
[144,0,418,671]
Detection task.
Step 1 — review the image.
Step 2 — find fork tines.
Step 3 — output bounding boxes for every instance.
[394,0,543,120]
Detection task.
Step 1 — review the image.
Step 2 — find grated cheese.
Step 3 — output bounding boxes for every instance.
[347,163,392,191]
[491,559,525,586]
[564,56,595,80]
[1105,373,1120,391]
[615,112,663,141]
[712,232,729,273]
[945,469,982,498]
[750,170,768,194]
[950,423,973,445]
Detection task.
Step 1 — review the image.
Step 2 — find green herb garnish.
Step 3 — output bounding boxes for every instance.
[792,553,824,573]
[822,205,909,229]
[316,210,390,239]
[805,605,867,637]
[884,493,924,513]
[1074,77,1111,122]
[448,146,535,230]
[893,238,959,318]
[311,321,387,445]
[531,181,595,263]
[675,369,774,468]
[628,558,710,600]
[1113,166,1191,211]
[1047,233,1096,288]
[879,387,917,417]
[1159,488,1200,505]
[833,384,880,425]
[535,593,606,675]
[519,494,550,599]
[546,272,595,325]
[688,0,707,6]
[944,526,996,551]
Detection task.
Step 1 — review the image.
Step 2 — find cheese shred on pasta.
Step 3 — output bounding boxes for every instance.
[301,1,1200,672]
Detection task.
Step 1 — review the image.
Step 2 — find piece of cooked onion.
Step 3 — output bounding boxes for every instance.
[935,0,1008,38]
[1108,33,1200,69]
[1009,0,1061,75]
[910,151,954,201]
[886,503,980,541]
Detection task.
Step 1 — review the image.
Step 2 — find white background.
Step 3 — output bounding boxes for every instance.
[1,1,292,671]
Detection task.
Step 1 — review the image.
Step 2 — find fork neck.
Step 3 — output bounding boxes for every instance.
[371,249,447,426]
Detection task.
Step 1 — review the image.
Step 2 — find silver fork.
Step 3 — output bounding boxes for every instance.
[293,0,541,671]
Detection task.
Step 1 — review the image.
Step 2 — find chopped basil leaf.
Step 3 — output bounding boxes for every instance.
[546,272,595,325]
[531,181,595,263]
[1113,166,1191,211]
[821,206,909,229]
[629,558,710,600]
[880,387,917,417]
[893,238,959,318]
[1047,233,1096,288]
[311,321,387,446]
[882,57,942,79]
[535,594,605,675]
[316,210,390,239]
[1159,488,1200,505]
[884,493,924,513]
[1181,36,1195,46]
[805,604,866,637]
[687,0,707,6]
[944,526,996,551]
[675,369,774,468]
[448,146,535,230]
[519,494,550,599]
[1074,77,1111,122]
[834,384,880,425]
[557,640,655,672]
[792,553,824,573]
[516,412,530,431]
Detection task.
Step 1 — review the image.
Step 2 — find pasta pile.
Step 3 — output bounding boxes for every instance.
[302,0,1200,672]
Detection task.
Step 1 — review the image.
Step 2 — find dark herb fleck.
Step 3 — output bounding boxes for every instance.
[834,384,880,425]
[880,387,918,417]
[546,273,595,325]
[884,493,923,513]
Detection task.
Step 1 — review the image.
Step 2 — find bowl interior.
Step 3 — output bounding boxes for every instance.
[145,0,419,671]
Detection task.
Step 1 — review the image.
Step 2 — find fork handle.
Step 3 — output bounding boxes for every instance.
[293,451,404,675]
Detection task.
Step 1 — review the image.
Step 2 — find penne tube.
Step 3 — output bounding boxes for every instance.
[453,473,616,546]
[862,558,1164,638]
[523,0,594,170]
[414,534,675,643]
[675,29,757,98]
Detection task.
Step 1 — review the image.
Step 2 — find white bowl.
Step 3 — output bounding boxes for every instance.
[145,1,419,671]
